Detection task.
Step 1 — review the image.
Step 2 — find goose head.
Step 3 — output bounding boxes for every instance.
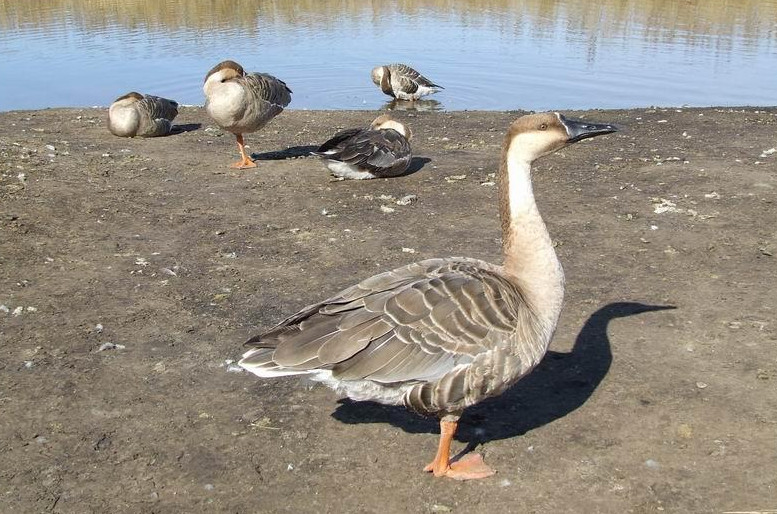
[370,114,412,140]
[505,112,617,163]
[203,60,245,96]
[370,66,387,87]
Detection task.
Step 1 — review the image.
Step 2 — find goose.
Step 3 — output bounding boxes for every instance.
[107,92,178,137]
[203,60,292,169]
[311,114,413,180]
[371,64,443,101]
[239,112,617,480]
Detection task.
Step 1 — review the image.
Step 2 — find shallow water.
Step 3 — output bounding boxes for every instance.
[1,0,776,111]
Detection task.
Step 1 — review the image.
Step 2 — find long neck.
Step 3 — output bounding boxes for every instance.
[498,137,565,329]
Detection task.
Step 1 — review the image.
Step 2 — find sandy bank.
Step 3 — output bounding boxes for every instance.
[1,106,775,512]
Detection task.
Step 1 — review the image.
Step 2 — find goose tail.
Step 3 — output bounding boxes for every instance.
[239,348,314,378]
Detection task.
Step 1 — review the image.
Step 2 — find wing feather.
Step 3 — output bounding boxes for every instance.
[313,128,363,154]
[272,315,341,366]
[384,64,444,100]
[388,63,442,89]
[318,318,394,364]
[136,95,178,136]
[142,95,178,122]
[313,127,411,178]
[244,73,292,108]
[242,258,533,394]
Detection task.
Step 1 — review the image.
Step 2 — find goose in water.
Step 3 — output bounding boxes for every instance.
[312,114,413,180]
[371,64,443,101]
[107,92,178,137]
[203,60,292,169]
[239,112,617,480]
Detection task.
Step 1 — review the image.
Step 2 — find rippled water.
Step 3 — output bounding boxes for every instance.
[1,0,776,111]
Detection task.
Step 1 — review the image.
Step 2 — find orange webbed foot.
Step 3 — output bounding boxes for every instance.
[231,134,256,169]
[229,158,257,169]
[424,453,495,480]
[424,418,495,480]
[446,453,496,480]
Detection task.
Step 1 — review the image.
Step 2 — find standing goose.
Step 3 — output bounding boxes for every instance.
[107,92,178,137]
[203,60,292,169]
[312,114,413,180]
[371,64,443,101]
[240,112,617,480]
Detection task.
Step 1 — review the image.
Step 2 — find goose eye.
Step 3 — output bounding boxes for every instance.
[539,123,548,131]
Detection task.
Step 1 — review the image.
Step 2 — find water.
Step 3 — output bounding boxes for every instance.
[1,0,775,112]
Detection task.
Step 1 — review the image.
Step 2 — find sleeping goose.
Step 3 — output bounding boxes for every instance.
[107,92,178,137]
[311,114,413,180]
[371,64,443,101]
[203,60,292,169]
[240,112,617,480]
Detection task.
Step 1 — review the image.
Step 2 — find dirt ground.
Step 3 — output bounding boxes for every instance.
[1,105,775,513]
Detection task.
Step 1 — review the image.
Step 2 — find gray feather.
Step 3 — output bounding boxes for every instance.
[241,257,544,415]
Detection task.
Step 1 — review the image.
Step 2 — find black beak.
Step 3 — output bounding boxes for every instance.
[558,113,618,143]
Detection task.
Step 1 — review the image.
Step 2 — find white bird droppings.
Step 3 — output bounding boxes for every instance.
[96,342,126,352]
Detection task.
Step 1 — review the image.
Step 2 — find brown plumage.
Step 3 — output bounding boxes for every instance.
[203,60,292,168]
[311,114,413,179]
[371,64,443,101]
[240,112,617,480]
[107,91,178,137]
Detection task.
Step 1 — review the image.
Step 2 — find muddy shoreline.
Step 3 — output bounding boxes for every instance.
[1,106,776,512]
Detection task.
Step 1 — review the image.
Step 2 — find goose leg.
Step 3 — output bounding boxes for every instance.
[423,419,495,480]
[231,133,257,169]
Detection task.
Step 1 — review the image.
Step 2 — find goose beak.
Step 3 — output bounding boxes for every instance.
[558,114,618,143]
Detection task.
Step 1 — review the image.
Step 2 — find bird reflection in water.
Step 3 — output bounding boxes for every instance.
[383,98,444,112]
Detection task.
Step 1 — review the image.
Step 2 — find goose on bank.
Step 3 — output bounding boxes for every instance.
[239,112,617,480]
[371,64,443,101]
[312,114,413,180]
[203,60,292,169]
[107,92,178,137]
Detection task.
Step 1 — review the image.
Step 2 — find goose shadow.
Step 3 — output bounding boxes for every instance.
[170,123,201,135]
[252,145,319,161]
[404,156,432,176]
[332,302,676,445]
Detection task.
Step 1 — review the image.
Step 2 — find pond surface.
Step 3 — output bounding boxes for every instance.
[1,0,776,111]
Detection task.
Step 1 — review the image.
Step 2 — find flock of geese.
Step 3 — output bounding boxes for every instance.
[109,61,429,177]
[107,60,618,480]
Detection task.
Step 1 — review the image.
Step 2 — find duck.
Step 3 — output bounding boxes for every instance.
[239,112,617,480]
[371,64,443,101]
[311,114,413,180]
[107,92,178,137]
[203,60,292,169]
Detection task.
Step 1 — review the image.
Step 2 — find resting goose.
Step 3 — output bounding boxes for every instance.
[203,60,292,169]
[107,92,178,137]
[312,114,413,180]
[240,112,617,480]
[371,64,443,101]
